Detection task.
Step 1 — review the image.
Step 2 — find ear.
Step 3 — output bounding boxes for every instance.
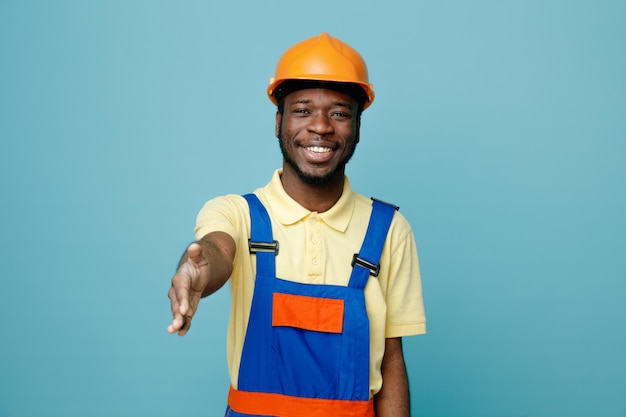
[275,112,282,138]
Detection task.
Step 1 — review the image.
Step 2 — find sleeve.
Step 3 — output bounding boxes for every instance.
[194,194,249,244]
[381,216,427,338]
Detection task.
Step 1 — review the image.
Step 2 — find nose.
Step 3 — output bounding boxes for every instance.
[307,112,334,135]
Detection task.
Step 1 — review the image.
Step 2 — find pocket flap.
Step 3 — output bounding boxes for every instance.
[272,293,344,333]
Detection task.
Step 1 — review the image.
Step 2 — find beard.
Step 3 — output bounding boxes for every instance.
[277,126,358,187]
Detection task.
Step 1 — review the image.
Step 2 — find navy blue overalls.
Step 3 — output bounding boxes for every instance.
[226,194,397,417]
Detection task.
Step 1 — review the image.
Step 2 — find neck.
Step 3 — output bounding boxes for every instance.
[280,166,345,213]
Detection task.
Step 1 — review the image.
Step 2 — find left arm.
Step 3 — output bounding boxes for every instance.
[374,337,410,417]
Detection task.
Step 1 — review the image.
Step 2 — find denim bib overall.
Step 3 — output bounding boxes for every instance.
[226,194,397,417]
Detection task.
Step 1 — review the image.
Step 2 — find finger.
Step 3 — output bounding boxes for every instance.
[168,285,180,311]
[170,270,192,314]
[168,314,192,336]
[169,303,197,334]
[176,287,190,316]
[177,315,193,336]
[168,284,187,322]
[167,305,184,333]
[168,277,189,334]
[167,317,182,334]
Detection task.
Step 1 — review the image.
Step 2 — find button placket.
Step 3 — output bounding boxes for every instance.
[306,213,323,280]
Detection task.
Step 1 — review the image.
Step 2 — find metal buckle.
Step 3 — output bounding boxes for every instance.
[248,240,279,255]
[351,253,380,277]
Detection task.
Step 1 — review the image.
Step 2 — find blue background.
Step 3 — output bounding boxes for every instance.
[1,1,625,416]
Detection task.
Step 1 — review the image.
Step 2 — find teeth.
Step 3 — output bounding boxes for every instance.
[308,146,332,153]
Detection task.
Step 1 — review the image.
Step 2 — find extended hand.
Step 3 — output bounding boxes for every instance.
[167,243,210,336]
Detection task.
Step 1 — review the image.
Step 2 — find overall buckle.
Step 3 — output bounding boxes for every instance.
[351,253,380,277]
[249,240,279,255]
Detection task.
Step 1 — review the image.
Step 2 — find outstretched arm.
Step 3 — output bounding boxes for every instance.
[374,337,410,417]
[167,231,236,336]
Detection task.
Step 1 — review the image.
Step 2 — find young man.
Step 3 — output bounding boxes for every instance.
[167,33,426,417]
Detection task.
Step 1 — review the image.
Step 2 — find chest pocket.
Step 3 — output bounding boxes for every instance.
[270,290,346,398]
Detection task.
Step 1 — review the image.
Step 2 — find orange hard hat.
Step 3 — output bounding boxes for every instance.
[268,33,375,110]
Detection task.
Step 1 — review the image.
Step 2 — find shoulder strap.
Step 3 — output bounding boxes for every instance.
[242,193,277,277]
[348,198,398,289]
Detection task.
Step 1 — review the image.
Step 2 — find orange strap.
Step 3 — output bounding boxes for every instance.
[228,386,374,417]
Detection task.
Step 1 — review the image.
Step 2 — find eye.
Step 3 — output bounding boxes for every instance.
[332,111,352,119]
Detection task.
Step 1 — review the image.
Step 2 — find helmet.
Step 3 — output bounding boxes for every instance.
[267,33,375,110]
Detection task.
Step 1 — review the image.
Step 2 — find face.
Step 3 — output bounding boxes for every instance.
[276,88,360,187]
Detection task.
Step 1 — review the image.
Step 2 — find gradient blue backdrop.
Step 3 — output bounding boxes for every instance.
[1,1,625,416]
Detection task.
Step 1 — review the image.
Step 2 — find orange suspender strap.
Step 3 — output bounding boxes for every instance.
[228,386,374,417]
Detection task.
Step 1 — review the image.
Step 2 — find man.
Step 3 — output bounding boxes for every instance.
[167,33,426,417]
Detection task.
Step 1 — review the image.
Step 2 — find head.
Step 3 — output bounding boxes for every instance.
[268,33,374,187]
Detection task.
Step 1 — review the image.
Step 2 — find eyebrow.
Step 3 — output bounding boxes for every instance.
[331,101,352,109]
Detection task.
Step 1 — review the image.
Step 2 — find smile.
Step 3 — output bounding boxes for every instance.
[307,146,333,153]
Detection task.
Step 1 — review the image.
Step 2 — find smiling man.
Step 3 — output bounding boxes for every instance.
[167,33,426,417]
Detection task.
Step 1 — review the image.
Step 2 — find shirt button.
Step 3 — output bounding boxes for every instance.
[309,218,317,225]
[312,258,320,265]
[311,237,319,244]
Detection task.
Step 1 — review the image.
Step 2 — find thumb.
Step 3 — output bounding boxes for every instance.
[186,242,205,265]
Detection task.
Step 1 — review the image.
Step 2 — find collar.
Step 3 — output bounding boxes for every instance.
[262,169,355,233]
